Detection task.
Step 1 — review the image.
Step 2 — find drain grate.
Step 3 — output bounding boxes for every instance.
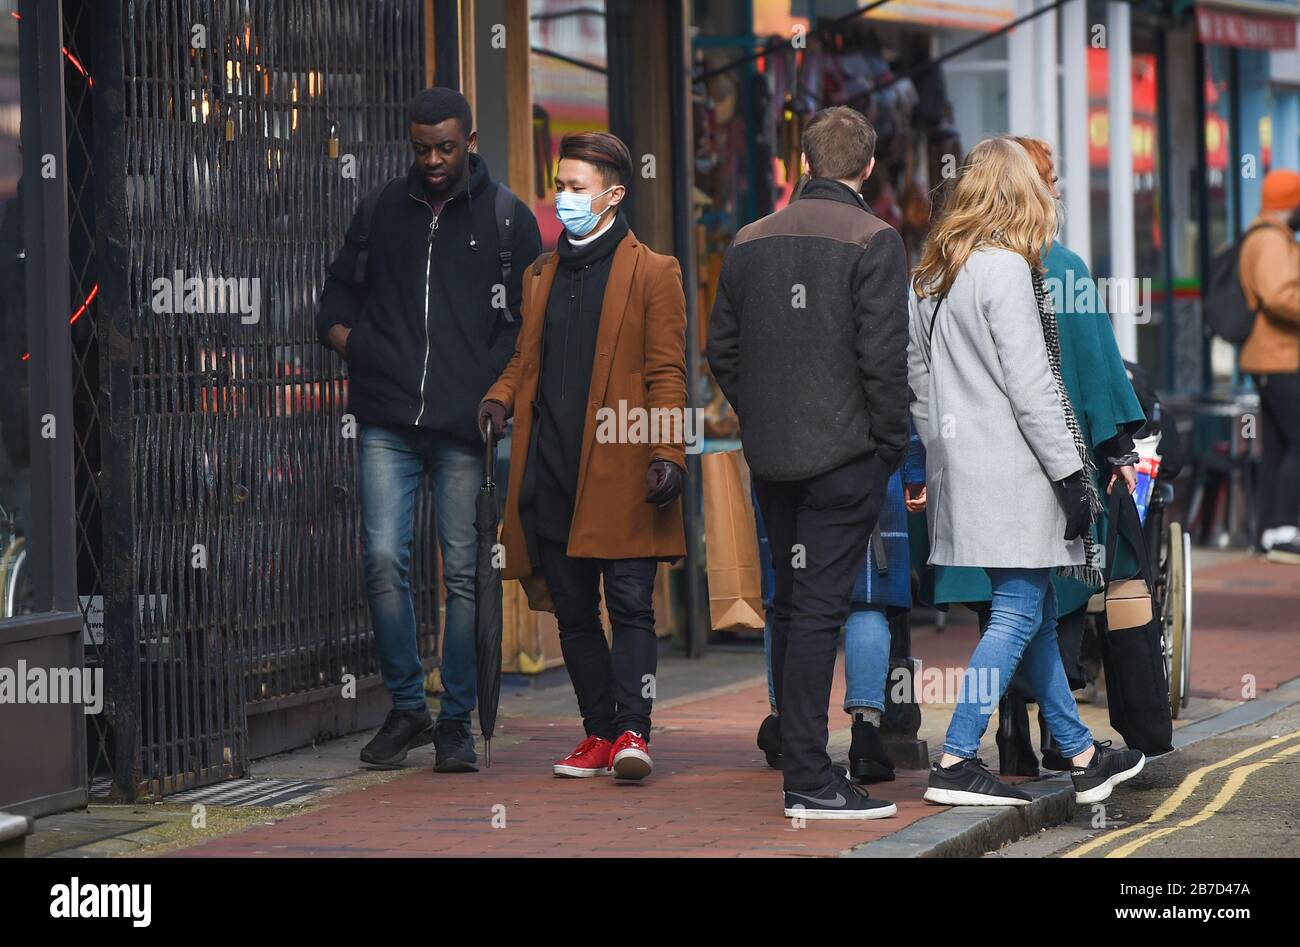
[90,777,329,808]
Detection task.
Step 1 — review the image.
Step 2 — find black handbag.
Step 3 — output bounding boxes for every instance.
[1096,489,1174,755]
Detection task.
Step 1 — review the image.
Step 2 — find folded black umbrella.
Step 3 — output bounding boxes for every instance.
[474,421,504,765]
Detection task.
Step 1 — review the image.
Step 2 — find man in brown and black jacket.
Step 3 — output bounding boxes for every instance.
[707,106,909,820]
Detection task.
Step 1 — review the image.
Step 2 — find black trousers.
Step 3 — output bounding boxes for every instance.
[1255,372,1300,532]
[754,452,888,791]
[536,538,659,740]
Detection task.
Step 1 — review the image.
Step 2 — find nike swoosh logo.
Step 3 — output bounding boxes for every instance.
[788,791,847,806]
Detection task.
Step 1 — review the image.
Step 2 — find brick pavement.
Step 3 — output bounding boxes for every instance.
[170,556,1300,858]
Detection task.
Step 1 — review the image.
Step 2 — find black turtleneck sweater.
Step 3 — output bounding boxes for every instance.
[526,213,630,543]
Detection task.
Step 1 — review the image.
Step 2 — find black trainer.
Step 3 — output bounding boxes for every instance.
[783,768,897,820]
[433,719,479,773]
[1040,747,1072,772]
[848,718,896,783]
[1071,740,1145,803]
[757,714,782,769]
[923,757,1032,806]
[359,706,435,768]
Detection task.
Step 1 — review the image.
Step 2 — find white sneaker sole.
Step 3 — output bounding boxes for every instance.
[1074,754,1145,804]
[1266,549,1300,565]
[611,747,653,781]
[923,787,1032,806]
[783,802,898,820]
[552,764,611,778]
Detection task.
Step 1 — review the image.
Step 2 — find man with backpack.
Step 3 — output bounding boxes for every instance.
[1239,170,1300,561]
[316,88,542,772]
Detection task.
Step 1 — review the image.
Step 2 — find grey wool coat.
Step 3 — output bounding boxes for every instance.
[907,247,1085,570]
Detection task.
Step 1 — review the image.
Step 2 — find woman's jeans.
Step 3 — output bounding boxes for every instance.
[764,606,890,713]
[359,424,479,720]
[943,568,1092,760]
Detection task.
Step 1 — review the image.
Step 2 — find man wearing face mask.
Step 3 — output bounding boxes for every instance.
[478,132,688,782]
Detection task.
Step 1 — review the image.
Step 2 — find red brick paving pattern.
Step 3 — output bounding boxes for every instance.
[176,663,934,858]
[173,557,1300,858]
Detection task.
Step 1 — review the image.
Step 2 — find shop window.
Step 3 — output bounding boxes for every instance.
[529,0,610,250]
[0,0,41,620]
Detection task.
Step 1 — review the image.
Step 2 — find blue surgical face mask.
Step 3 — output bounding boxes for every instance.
[555,185,615,237]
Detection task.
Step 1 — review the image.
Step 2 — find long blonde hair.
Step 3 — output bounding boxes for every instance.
[912,137,1057,298]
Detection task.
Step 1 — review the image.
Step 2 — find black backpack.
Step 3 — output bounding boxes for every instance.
[1204,223,1270,344]
[351,178,522,322]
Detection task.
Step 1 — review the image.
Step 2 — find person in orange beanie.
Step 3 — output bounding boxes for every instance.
[1241,169,1300,561]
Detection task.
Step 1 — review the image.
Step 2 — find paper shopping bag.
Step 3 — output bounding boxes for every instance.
[702,450,766,631]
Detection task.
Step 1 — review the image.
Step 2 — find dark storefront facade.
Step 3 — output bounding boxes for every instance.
[4,0,441,810]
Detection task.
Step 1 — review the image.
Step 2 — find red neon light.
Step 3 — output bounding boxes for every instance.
[68,283,99,326]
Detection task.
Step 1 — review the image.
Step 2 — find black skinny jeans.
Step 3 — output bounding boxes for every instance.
[536,539,659,741]
[754,451,888,791]
[1255,372,1300,532]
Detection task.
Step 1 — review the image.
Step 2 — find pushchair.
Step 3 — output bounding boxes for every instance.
[1124,361,1193,720]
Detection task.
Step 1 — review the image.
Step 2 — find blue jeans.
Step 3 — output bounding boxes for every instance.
[359,424,479,720]
[942,568,1093,760]
[763,606,889,713]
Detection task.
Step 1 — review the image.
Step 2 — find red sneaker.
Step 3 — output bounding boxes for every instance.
[610,730,653,781]
[553,736,613,777]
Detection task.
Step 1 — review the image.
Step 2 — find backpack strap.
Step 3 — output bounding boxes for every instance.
[494,183,519,322]
[352,178,397,286]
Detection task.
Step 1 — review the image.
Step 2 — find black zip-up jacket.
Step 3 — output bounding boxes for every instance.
[705,178,910,480]
[316,154,542,442]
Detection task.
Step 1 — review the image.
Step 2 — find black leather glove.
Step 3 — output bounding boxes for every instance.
[1057,469,1091,541]
[477,400,508,441]
[645,460,684,506]
[1099,431,1138,467]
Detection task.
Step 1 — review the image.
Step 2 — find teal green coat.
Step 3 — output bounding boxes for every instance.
[928,242,1146,615]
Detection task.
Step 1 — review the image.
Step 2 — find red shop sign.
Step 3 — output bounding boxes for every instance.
[1196,6,1298,49]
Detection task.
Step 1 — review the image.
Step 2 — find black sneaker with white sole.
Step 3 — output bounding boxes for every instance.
[782,769,897,820]
[1071,740,1145,803]
[923,757,1032,806]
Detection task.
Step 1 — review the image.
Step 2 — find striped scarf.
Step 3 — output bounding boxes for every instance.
[1031,269,1105,588]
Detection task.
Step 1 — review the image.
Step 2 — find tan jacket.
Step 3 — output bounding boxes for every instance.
[1240,215,1300,374]
[484,231,688,609]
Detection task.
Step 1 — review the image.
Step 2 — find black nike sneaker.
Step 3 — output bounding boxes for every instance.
[1071,740,1145,803]
[923,757,1033,806]
[757,714,782,769]
[783,768,897,820]
[848,718,896,783]
[359,706,436,768]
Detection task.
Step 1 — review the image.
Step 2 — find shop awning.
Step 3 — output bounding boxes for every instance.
[1196,0,1300,49]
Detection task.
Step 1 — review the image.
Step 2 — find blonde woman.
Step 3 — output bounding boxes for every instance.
[908,138,1146,806]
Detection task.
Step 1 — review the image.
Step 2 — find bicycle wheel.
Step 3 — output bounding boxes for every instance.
[1166,522,1187,719]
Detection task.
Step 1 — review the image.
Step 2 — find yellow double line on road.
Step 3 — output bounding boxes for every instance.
[1064,728,1300,858]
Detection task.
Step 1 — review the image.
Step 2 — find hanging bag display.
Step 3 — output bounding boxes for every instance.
[1097,488,1174,755]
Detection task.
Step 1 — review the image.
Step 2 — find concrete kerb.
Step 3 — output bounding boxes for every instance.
[843,675,1300,858]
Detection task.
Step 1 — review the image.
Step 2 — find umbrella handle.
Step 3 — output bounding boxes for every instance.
[483,419,497,487]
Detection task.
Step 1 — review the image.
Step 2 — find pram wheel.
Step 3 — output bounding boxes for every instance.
[1162,521,1192,719]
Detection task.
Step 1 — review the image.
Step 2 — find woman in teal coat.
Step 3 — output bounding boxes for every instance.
[928,137,1146,773]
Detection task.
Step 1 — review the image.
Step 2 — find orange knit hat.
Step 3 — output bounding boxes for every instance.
[1261,169,1300,212]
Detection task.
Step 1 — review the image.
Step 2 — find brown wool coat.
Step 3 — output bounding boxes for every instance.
[482,230,688,610]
